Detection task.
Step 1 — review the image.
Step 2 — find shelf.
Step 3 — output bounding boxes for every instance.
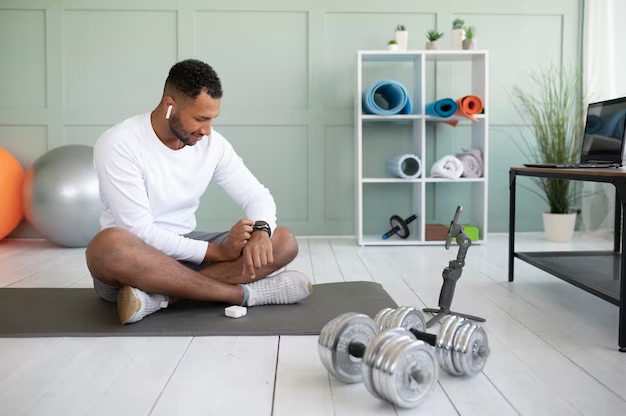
[360,235,485,246]
[362,178,485,183]
[356,49,488,246]
[424,178,485,183]
[362,115,422,121]
[363,178,422,183]
[424,114,486,122]
[515,251,620,305]
[359,50,487,63]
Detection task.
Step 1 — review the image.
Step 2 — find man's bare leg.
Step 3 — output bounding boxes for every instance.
[86,227,244,304]
[198,226,299,284]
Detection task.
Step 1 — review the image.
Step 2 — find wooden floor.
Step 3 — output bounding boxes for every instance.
[0,233,624,416]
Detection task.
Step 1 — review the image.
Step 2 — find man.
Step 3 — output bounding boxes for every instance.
[86,59,312,325]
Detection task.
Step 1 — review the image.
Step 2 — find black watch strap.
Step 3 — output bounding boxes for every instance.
[252,221,271,238]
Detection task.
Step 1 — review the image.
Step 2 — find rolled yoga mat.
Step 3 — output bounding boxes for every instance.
[386,154,422,179]
[0,282,397,337]
[362,80,413,115]
[454,95,483,121]
[425,98,458,118]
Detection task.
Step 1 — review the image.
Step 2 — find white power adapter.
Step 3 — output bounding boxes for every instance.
[225,305,247,318]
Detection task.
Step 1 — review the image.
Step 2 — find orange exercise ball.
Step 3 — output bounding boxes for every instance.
[0,147,25,240]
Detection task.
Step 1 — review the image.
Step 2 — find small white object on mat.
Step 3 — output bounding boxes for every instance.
[225,305,247,318]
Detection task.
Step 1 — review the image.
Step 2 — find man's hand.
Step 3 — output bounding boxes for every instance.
[242,230,273,279]
[217,219,254,261]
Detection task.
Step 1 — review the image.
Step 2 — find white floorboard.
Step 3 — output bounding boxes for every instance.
[273,336,334,416]
[0,234,624,415]
[150,336,278,416]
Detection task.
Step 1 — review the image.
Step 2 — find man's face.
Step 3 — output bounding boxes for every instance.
[168,91,220,147]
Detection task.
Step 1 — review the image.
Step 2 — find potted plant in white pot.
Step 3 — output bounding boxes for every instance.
[452,18,465,49]
[387,40,399,51]
[395,24,408,50]
[462,25,477,49]
[426,30,444,50]
[513,65,586,242]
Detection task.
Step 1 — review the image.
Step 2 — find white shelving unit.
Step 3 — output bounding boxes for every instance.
[355,50,489,246]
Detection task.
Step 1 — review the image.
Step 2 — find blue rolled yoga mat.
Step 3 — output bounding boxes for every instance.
[425,98,458,118]
[362,80,413,115]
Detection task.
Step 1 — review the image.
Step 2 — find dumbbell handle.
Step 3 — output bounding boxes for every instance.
[408,329,437,346]
[348,339,426,385]
[348,341,367,358]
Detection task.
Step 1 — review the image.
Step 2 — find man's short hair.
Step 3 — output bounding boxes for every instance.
[165,59,223,100]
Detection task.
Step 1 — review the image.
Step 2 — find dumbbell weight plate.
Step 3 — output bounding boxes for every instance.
[383,339,439,408]
[436,315,466,376]
[318,312,379,383]
[372,331,416,404]
[384,306,427,333]
[363,328,410,400]
[451,322,490,376]
[373,308,395,330]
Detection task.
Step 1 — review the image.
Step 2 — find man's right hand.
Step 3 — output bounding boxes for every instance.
[215,219,254,261]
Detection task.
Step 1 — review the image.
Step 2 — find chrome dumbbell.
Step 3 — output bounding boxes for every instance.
[318,312,439,408]
[375,307,490,376]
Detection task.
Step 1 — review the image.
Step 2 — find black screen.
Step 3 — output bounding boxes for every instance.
[581,98,626,162]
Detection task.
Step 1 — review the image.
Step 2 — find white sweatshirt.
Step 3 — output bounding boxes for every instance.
[93,112,277,264]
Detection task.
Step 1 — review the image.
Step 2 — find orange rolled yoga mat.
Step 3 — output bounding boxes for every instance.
[444,95,484,127]
[455,95,483,120]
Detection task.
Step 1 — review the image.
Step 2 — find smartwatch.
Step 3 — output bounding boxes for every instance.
[252,220,271,238]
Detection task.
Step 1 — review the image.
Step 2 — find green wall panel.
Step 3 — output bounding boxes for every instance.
[0,0,583,237]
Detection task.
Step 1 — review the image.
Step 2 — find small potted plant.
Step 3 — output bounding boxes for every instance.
[387,40,399,51]
[452,18,465,49]
[463,25,477,50]
[395,24,408,51]
[425,30,444,50]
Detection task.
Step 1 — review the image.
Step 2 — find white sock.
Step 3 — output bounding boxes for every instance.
[243,270,312,307]
[117,286,169,324]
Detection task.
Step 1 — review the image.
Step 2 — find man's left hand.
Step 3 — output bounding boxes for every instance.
[242,231,273,278]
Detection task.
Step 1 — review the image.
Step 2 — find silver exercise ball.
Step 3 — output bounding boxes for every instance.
[23,145,101,248]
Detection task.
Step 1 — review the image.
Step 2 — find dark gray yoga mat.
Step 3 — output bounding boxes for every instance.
[0,282,397,337]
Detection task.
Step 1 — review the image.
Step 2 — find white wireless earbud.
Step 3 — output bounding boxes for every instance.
[166,105,173,120]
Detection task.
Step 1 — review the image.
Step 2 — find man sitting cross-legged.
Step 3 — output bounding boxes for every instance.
[85,59,311,324]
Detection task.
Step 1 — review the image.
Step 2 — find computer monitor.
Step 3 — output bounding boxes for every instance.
[581,97,626,164]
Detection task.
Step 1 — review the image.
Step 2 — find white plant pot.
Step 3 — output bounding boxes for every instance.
[425,41,439,50]
[452,28,465,49]
[542,212,577,242]
[463,38,477,50]
[395,31,408,51]
[387,43,399,51]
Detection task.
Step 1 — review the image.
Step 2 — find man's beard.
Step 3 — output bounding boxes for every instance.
[168,114,193,146]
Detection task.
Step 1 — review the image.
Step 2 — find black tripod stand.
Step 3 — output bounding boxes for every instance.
[423,206,486,328]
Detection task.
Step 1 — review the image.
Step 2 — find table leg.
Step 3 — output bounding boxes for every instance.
[615,180,626,352]
[615,187,622,253]
[509,170,517,282]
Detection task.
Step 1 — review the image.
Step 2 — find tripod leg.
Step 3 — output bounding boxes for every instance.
[426,311,450,328]
[450,311,486,323]
[422,308,442,315]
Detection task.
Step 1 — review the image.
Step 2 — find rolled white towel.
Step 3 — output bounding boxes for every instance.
[430,156,464,179]
[456,148,483,178]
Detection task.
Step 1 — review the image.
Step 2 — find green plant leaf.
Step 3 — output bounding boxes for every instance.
[510,64,587,213]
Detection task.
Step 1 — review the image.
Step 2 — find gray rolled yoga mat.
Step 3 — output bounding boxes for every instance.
[0,282,397,337]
